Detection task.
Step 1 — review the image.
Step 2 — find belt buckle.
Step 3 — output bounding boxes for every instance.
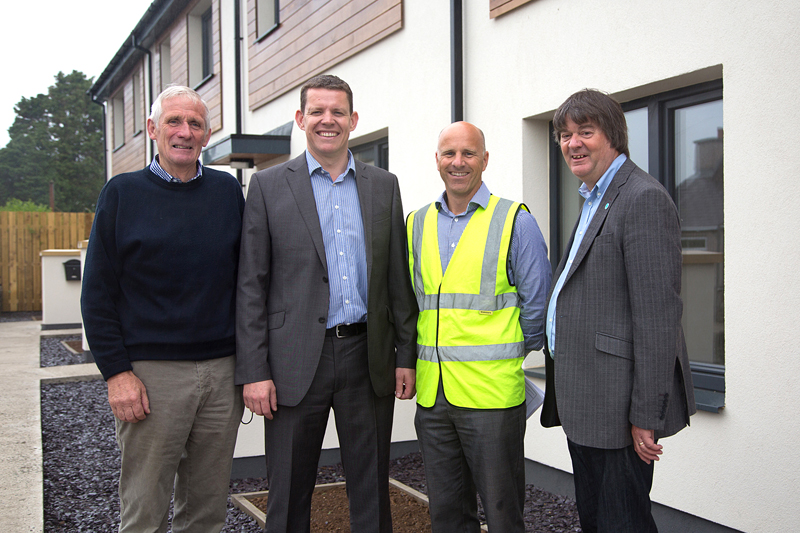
[335,324,346,339]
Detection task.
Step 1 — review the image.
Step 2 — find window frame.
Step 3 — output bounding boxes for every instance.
[255,0,280,42]
[351,137,389,171]
[548,80,725,412]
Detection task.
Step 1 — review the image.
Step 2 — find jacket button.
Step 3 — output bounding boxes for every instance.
[322,276,328,283]
[319,317,325,323]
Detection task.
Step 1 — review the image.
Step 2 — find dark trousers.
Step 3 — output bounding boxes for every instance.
[264,333,395,533]
[567,439,658,533]
[415,383,526,533]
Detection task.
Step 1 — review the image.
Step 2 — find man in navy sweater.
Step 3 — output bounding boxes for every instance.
[81,86,244,533]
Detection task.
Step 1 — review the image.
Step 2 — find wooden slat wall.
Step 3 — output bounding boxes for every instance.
[111,67,149,176]
[0,212,94,312]
[162,0,223,134]
[247,0,403,111]
[489,0,535,19]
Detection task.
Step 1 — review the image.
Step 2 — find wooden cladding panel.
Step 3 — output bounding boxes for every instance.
[248,0,402,111]
[196,1,223,134]
[0,211,94,312]
[490,0,535,18]
[111,74,148,175]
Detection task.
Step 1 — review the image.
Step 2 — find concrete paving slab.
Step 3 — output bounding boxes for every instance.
[0,320,101,533]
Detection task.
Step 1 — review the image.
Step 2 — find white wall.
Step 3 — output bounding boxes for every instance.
[228,1,800,530]
[40,250,82,327]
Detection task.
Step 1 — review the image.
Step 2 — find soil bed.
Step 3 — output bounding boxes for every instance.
[244,483,432,532]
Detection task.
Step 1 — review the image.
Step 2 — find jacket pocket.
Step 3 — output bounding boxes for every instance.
[267,311,285,330]
[595,332,633,360]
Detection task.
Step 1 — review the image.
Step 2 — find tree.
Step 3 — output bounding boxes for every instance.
[0,71,104,212]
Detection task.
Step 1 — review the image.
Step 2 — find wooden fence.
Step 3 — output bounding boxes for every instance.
[0,211,94,312]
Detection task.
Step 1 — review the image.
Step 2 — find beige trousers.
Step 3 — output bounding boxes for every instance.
[115,355,243,533]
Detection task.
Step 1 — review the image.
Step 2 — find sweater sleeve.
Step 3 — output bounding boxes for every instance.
[80,182,132,381]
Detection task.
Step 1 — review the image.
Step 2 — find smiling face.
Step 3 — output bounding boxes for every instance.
[436,122,488,213]
[558,118,620,190]
[295,88,358,167]
[147,96,211,182]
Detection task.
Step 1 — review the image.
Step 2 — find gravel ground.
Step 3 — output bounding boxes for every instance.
[40,335,84,367]
[0,310,41,322]
[41,341,582,532]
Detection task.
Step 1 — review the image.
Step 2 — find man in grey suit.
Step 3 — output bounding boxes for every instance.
[541,89,696,532]
[235,74,417,533]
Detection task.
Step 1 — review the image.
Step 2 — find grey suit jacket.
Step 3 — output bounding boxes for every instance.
[541,159,696,449]
[234,153,418,406]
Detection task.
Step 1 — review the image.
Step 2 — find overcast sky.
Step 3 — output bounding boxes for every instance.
[0,0,154,147]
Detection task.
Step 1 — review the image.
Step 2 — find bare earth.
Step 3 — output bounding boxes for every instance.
[247,484,432,532]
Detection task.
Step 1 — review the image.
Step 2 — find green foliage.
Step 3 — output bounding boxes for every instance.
[0,71,104,212]
[0,198,51,212]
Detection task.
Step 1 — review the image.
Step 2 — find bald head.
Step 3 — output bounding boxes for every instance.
[435,121,489,214]
[437,121,486,155]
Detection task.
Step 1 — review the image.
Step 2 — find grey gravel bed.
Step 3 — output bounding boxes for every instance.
[41,345,581,531]
[40,335,84,367]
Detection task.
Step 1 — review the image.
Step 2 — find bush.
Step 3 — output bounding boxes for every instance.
[0,198,51,212]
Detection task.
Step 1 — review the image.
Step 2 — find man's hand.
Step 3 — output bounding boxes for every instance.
[632,425,663,464]
[107,371,150,423]
[244,380,278,420]
[395,368,416,400]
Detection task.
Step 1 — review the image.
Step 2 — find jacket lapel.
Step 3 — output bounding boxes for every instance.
[285,153,328,270]
[562,159,633,285]
[355,160,373,281]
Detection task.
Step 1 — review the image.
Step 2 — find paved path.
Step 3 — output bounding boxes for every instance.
[0,320,100,532]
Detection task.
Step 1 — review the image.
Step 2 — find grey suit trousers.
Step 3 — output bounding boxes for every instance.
[415,383,526,533]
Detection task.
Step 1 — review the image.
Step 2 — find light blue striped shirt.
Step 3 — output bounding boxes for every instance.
[547,154,627,357]
[306,150,368,328]
[149,155,203,183]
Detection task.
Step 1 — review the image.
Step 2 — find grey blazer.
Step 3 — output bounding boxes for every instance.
[234,153,417,406]
[541,159,696,449]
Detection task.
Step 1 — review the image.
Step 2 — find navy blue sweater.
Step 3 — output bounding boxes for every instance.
[81,166,244,381]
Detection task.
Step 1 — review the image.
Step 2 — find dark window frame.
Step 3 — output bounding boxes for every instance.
[255,0,280,42]
[548,80,725,412]
[201,7,213,80]
[351,137,389,171]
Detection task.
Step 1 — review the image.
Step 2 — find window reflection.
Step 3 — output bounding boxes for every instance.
[675,100,724,365]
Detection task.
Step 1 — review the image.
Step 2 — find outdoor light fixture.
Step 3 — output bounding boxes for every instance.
[229,159,254,169]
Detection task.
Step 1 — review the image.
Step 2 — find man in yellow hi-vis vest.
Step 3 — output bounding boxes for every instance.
[407,122,551,532]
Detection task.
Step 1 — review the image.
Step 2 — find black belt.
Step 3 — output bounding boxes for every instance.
[325,323,367,338]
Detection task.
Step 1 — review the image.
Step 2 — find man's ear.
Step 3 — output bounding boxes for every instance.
[295,109,305,131]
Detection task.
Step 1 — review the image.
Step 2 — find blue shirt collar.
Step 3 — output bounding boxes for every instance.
[578,154,626,200]
[305,150,356,182]
[436,182,490,217]
[150,155,203,183]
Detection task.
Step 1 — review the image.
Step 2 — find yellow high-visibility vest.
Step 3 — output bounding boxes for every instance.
[407,196,526,409]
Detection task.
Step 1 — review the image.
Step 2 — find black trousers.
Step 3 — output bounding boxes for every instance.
[263,333,395,533]
[567,439,658,533]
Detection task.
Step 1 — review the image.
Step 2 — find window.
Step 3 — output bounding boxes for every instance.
[256,0,279,40]
[549,80,724,411]
[188,0,213,88]
[132,73,143,134]
[112,93,124,149]
[160,40,172,91]
[351,137,389,171]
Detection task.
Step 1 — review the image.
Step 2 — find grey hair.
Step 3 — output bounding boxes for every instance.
[149,85,210,134]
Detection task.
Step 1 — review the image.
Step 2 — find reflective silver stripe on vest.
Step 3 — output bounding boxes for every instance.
[417,343,524,362]
[480,198,515,308]
[411,204,432,309]
[418,292,519,311]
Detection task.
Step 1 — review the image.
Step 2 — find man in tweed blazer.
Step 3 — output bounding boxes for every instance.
[541,89,695,532]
